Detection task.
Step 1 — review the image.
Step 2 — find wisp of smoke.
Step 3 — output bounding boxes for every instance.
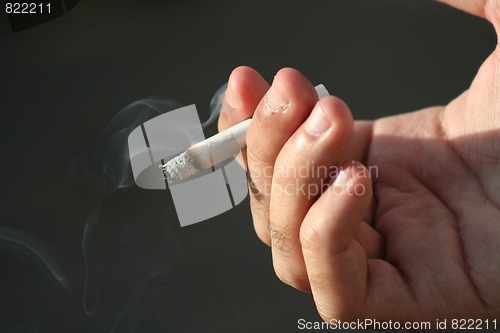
[203,83,227,129]
[68,97,184,193]
[0,84,227,332]
[0,226,73,295]
[67,97,184,320]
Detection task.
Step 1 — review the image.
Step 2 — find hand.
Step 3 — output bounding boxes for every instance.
[217,1,500,323]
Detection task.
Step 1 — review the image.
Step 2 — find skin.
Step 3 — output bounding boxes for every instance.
[218,0,500,324]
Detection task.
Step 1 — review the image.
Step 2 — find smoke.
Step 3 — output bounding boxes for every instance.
[68,97,184,193]
[70,87,226,329]
[1,85,227,332]
[68,97,184,326]
[0,226,73,295]
[203,83,227,129]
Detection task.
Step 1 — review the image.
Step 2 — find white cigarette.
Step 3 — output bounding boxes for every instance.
[161,84,329,184]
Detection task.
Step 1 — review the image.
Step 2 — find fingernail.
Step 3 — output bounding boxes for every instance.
[265,83,289,112]
[334,168,350,187]
[305,103,331,135]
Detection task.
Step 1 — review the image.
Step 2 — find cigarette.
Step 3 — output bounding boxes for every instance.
[161,84,329,184]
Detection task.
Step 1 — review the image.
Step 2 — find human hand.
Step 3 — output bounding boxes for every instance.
[217,0,500,324]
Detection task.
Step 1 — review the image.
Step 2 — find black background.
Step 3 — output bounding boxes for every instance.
[0,0,497,332]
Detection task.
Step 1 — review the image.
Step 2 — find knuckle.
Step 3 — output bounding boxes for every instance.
[300,220,322,253]
[249,196,270,226]
[317,307,337,325]
[320,309,360,324]
[313,292,363,323]
[247,136,274,171]
[246,159,273,197]
[307,271,330,293]
[253,215,271,246]
[254,227,271,246]
[273,153,295,181]
[317,309,338,326]
[248,176,266,201]
[270,223,295,256]
[249,196,271,246]
[274,267,308,292]
[247,134,265,158]
[275,268,292,286]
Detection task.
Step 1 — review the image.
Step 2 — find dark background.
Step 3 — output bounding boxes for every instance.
[0,0,497,332]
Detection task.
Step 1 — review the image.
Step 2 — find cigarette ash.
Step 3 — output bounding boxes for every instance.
[163,152,200,184]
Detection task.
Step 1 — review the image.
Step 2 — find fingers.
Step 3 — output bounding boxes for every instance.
[300,162,373,319]
[246,68,319,245]
[343,121,373,164]
[299,162,416,321]
[343,121,377,226]
[268,96,355,291]
[354,221,385,259]
[218,66,269,132]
